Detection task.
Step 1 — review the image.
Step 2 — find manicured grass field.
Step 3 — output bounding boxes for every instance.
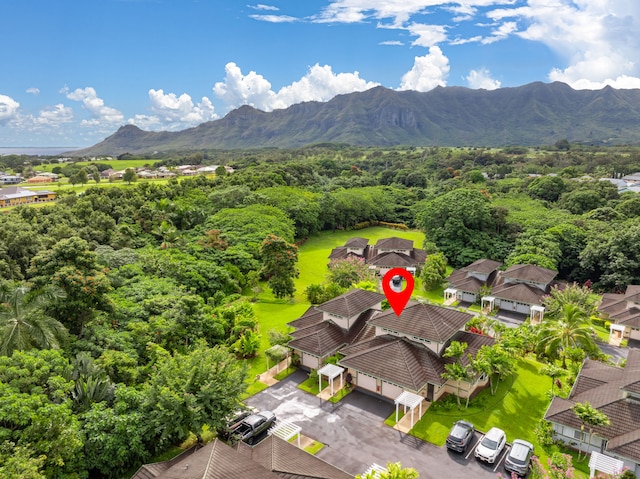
[411,358,548,449]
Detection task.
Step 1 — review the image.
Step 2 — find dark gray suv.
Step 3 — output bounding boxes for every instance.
[446,420,475,453]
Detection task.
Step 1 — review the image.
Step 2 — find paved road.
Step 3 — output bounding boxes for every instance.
[246,371,507,479]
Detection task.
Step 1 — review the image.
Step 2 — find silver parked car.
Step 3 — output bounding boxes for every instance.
[504,439,534,477]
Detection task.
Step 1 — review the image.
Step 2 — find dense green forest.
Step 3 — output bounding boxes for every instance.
[2,144,640,478]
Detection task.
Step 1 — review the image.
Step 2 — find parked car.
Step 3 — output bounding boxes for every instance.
[217,407,255,440]
[504,439,534,477]
[474,427,507,463]
[446,420,475,453]
[234,410,276,445]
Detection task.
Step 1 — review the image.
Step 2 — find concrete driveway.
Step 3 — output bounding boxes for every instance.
[246,370,506,479]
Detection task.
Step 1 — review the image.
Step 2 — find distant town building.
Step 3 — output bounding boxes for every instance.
[0,186,56,207]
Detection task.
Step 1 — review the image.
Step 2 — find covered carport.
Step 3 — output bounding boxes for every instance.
[394,390,424,429]
[318,363,344,396]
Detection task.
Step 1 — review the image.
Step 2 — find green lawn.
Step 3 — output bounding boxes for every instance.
[411,358,549,452]
[36,158,163,172]
[298,376,328,395]
[243,226,426,393]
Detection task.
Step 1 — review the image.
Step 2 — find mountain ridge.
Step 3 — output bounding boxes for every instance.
[71,82,640,155]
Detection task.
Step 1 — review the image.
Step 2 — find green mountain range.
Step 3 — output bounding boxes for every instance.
[73,81,640,155]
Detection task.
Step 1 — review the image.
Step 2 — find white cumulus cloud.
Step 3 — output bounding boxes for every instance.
[466,68,501,89]
[128,90,218,130]
[398,46,450,92]
[26,87,40,95]
[0,94,20,125]
[35,104,74,126]
[65,87,124,125]
[490,0,640,89]
[213,62,379,112]
[250,14,298,23]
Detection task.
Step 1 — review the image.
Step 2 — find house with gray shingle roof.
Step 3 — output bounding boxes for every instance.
[338,302,493,401]
[131,435,352,479]
[445,259,502,304]
[598,285,640,346]
[288,290,495,402]
[287,289,385,370]
[482,263,562,322]
[328,237,427,276]
[544,349,640,476]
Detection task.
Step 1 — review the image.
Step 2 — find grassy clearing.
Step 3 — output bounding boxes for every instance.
[411,358,548,451]
[298,376,328,395]
[296,227,425,302]
[244,227,426,393]
[36,158,162,172]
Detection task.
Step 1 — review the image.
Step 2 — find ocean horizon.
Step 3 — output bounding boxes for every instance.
[0,147,85,156]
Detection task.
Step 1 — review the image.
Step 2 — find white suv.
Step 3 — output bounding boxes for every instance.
[474,427,507,463]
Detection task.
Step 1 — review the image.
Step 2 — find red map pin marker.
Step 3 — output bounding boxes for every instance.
[382,268,414,316]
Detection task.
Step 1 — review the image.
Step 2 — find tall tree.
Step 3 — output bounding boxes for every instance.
[442,341,472,409]
[0,283,67,356]
[420,252,448,291]
[260,234,299,299]
[356,462,419,479]
[28,236,111,335]
[537,303,595,368]
[417,188,498,268]
[472,344,514,395]
[142,342,248,450]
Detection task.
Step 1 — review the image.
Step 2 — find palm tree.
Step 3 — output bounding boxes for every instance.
[0,283,67,356]
[473,344,514,395]
[442,341,473,409]
[356,462,419,479]
[572,401,610,461]
[537,303,595,368]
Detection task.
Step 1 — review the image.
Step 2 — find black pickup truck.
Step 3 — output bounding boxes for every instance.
[217,408,255,441]
[233,410,276,445]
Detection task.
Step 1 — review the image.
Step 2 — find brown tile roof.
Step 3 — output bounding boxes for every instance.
[545,349,640,462]
[501,264,557,284]
[598,288,640,328]
[288,322,346,357]
[465,259,503,274]
[249,436,352,479]
[289,309,377,357]
[316,289,385,318]
[339,331,494,391]
[328,247,351,261]
[287,307,324,329]
[370,302,473,343]
[149,437,352,479]
[491,282,546,305]
[340,337,446,389]
[375,237,414,249]
[367,251,418,268]
[345,237,369,248]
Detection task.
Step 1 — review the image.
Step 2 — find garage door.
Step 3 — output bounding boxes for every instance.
[500,300,515,311]
[631,329,640,341]
[357,372,377,392]
[381,381,404,400]
[516,302,531,314]
[302,353,318,370]
[461,292,476,303]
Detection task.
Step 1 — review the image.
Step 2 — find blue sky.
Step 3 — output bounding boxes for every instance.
[1,0,639,147]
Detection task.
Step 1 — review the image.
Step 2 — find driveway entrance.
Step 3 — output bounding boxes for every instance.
[245,370,503,479]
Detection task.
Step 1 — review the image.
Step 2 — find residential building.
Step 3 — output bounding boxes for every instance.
[328,237,427,276]
[598,285,640,346]
[131,435,353,479]
[338,301,493,401]
[544,349,640,476]
[0,186,56,207]
[288,289,385,370]
[288,289,494,402]
[445,259,502,304]
[483,264,560,322]
[0,175,22,185]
